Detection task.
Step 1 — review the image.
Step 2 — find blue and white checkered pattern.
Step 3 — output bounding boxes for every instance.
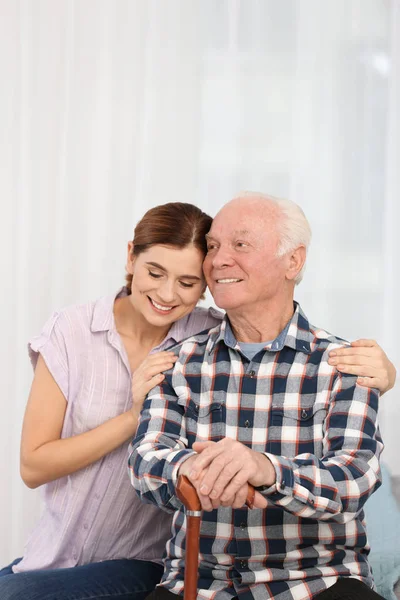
[129,303,383,600]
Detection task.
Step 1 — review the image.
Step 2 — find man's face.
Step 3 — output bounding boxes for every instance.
[202,201,289,313]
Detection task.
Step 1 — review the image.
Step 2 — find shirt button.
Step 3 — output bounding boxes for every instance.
[281,481,286,490]
[73,553,78,561]
[310,498,315,505]
[249,370,256,378]
[83,523,89,530]
[301,409,309,419]
[244,420,250,428]
[240,522,246,530]
[240,560,247,569]
[95,493,101,500]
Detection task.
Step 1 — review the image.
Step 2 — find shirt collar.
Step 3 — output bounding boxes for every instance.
[90,287,127,333]
[208,302,312,355]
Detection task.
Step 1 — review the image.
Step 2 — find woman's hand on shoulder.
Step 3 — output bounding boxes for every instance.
[131,351,177,414]
[328,339,396,394]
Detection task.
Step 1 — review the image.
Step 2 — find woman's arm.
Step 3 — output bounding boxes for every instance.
[328,339,396,394]
[20,350,176,488]
[20,355,137,488]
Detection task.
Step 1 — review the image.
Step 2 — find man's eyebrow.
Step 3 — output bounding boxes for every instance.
[205,230,251,240]
[145,262,202,280]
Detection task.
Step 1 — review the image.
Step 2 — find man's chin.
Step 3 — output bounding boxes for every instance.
[212,296,242,311]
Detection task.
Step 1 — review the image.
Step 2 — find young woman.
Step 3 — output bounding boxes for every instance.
[0,202,395,600]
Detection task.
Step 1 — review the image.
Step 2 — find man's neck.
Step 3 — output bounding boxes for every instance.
[227,297,295,343]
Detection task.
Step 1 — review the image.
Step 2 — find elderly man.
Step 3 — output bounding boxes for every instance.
[129,193,385,600]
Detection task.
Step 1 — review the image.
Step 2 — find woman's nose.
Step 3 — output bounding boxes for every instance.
[157,280,176,303]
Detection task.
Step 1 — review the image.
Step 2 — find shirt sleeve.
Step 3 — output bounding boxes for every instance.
[260,374,383,523]
[28,311,69,399]
[127,377,196,513]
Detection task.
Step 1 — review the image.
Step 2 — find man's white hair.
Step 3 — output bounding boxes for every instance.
[235,191,312,284]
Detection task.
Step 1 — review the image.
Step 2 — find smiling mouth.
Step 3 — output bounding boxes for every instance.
[215,278,243,284]
[148,297,176,313]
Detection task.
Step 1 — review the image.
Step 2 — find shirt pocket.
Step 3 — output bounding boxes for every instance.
[182,399,225,443]
[269,401,327,457]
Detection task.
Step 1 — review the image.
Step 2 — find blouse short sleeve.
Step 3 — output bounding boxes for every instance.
[28,311,69,399]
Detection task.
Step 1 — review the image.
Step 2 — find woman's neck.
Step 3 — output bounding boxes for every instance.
[113,296,170,349]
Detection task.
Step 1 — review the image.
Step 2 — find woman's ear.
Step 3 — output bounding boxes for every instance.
[199,283,208,301]
[125,242,135,274]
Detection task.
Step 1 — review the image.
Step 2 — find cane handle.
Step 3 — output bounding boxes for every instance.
[177,475,255,509]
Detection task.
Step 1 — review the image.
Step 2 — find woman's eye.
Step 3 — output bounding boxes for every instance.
[180,281,194,289]
[148,271,162,279]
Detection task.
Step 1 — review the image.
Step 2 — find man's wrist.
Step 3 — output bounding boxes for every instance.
[176,454,197,478]
[253,453,276,489]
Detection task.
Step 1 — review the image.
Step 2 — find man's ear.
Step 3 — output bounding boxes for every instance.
[125,242,135,274]
[285,245,306,282]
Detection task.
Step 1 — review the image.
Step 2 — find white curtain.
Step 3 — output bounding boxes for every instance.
[0,0,398,566]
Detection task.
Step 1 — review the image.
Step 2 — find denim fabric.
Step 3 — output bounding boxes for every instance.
[0,557,163,600]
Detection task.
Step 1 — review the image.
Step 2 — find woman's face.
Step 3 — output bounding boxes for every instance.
[126,243,206,327]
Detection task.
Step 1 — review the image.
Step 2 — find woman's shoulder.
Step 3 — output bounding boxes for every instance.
[176,305,224,340]
[28,292,118,362]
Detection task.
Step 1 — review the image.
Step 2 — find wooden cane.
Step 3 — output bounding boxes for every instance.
[176,475,256,600]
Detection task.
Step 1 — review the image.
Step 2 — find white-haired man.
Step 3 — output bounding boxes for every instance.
[129,193,385,600]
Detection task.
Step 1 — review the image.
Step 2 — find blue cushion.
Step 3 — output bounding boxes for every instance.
[364,463,400,600]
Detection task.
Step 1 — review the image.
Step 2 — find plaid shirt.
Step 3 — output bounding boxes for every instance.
[128,303,383,600]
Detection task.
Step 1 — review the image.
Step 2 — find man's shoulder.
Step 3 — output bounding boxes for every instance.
[176,306,223,340]
[167,316,223,358]
[305,324,361,391]
[308,323,349,353]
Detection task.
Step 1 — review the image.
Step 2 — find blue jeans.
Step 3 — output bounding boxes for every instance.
[0,557,163,600]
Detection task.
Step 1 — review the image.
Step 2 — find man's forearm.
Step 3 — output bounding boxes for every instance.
[128,432,196,512]
[256,378,383,522]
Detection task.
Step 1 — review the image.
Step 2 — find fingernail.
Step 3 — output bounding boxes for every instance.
[189,470,198,480]
[329,358,337,364]
[210,490,218,498]
[330,351,337,357]
[200,485,208,494]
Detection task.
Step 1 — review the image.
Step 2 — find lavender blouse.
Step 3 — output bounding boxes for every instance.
[14,289,222,572]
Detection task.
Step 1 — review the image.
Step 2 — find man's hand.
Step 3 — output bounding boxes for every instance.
[328,339,396,394]
[178,439,273,510]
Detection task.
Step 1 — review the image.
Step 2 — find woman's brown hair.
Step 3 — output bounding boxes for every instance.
[125,202,213,293]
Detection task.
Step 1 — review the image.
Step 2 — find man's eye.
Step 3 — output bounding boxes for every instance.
[207,244,216,251]
[180,281,194,288]
[236,242,247,248]
[149,271,162,279]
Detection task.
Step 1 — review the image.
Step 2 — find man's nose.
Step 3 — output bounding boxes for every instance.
[211,247,235,268]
